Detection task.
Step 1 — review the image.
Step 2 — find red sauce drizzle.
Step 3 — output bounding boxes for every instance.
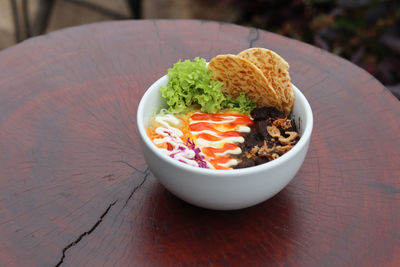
[190,113,254,169]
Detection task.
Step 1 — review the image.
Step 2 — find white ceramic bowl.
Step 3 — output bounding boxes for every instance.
[137,75,313,210]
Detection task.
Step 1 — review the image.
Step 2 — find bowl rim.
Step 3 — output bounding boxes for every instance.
[137,74,313,177]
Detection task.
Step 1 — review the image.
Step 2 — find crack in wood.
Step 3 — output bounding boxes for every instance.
[248,28,259,48]
[54,167,150,266]
[122,169,149,209]
[54,200,118,267]
[112,160,146,173]
[392,233,400,239]
[151,19,160,38]
[364,183,400,194]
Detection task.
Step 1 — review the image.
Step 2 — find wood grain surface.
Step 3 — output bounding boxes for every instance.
[0,20,399,267]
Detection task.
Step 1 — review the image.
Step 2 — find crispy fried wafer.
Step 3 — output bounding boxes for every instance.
[238,48,294,115]
[208,54,281,109]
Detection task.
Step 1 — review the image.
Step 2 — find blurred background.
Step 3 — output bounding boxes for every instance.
[1,0,399,99]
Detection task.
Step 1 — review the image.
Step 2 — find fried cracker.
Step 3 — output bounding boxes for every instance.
[208,54,281,109]
[238,48,294,115]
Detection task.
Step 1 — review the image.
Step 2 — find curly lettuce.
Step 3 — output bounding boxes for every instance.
[221,92,256,114]
[160,57,255,114]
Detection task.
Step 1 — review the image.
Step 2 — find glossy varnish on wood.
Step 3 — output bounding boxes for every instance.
[0,20,399,266]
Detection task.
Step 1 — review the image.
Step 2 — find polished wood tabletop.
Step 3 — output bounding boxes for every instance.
[0,20,399,267]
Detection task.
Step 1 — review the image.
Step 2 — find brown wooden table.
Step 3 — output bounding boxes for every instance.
[0,20,399,267]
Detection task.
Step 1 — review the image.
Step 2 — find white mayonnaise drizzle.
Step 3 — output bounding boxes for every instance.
[195,137,244,148]
[189,115,241,124]
[188,114,254,168]
[151,112,254,169]
[218,159,239,168]
[152,114,210,168]
[236,126,251,133]
[214,147,242,156]
[156,114,181,127]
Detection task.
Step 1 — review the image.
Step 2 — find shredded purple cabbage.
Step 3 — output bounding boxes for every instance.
[185,137,208,168]
[167,138,208,168]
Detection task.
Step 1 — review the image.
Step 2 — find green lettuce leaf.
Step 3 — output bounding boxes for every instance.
[221,92,256,114]
[160,57,255,114]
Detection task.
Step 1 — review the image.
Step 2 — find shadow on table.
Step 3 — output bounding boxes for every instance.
[139,174,299,265]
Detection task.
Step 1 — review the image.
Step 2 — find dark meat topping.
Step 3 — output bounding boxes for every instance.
[251,107,286,122]
[234,107,300,169]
